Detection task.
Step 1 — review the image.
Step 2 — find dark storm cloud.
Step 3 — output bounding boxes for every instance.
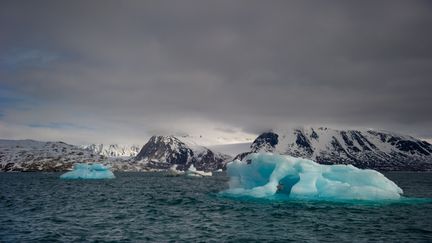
[1,0,431,143]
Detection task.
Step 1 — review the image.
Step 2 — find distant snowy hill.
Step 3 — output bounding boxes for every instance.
[135,135,231,171]
[0,139,162,172]
[0,139,104,171]
[235,127,432,171]
[81,144,141,157]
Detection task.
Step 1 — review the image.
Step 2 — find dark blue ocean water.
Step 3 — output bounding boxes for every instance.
[1,172,431,242]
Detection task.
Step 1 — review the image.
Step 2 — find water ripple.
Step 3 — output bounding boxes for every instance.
[0,172,431,242]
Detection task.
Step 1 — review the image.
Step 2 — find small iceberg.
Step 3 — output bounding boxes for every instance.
[223,153,403,201]
[166,165,185,177]
[60,163,115,179]
[186,164,212,177]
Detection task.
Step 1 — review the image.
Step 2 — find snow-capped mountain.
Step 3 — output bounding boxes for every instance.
[235,127,432,171]
[0,139,104,172]
[81,144,141,157]
[135,135,231,171]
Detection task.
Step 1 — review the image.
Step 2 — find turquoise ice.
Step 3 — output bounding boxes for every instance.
[60,163,115,179]
[224,153,403,200]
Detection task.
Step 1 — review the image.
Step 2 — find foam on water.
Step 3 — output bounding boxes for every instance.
[60,163,115,179]
[223,153,403,201]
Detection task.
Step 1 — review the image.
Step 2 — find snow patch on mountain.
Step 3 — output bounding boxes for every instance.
[81,144,141,157]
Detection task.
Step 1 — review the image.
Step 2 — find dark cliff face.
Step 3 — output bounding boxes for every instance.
[234,128,432,171]
[233,132,278,161]
[294,129,313,156]
[393,140,431,156]
[251,132,279,152]
[135,136,227,171]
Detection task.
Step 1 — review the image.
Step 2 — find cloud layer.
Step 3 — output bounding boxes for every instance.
[1,1,432,144]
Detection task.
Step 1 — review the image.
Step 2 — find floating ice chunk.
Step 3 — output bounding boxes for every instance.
[186,164,212,177]
[224,153,403,201]
[60,163,115,179]
[166,165,185,177]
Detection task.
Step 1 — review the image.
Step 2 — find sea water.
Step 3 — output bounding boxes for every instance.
[0,172,431,241]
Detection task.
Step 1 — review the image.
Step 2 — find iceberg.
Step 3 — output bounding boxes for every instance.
[186,164,212,177]
[60,163,115,179]
[223,153,403,201]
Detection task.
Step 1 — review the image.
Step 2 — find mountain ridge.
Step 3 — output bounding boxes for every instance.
[234,127,432,171]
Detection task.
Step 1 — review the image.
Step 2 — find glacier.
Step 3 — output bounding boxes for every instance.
[223,153,403,201]
[60,163,115,179]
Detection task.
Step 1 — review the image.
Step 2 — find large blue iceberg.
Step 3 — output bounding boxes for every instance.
[60,163,115,179]
[223,153,403,201]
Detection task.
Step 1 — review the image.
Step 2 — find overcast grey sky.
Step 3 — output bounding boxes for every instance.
[1,0,431,144]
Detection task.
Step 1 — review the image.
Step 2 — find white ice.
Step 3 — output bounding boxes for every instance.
[167,165,185,177]
[186,164,212,177]
[224,153,403,201]
[60,163,115,179]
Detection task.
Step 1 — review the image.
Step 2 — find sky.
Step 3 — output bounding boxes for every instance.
[1,0,432,145]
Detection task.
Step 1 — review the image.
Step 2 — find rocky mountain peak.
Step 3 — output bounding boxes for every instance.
[250,132,279,152]
[135,135,229,171]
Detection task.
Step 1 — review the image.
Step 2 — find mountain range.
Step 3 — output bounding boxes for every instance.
[1,126,432,172]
